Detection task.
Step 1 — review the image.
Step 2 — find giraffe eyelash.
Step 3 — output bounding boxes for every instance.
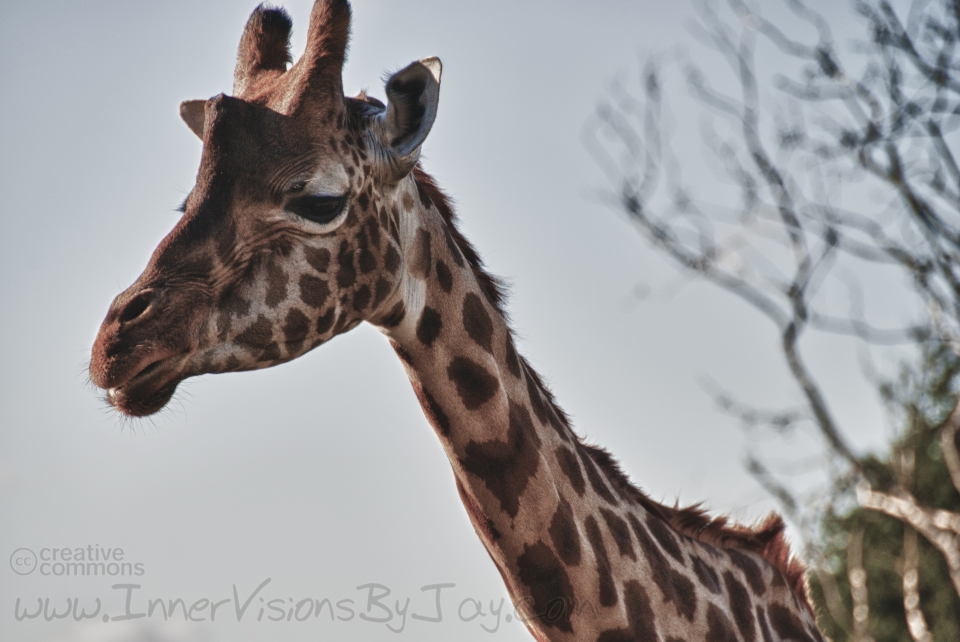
[286,194,348,225]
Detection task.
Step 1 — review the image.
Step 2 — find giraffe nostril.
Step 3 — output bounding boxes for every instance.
[118,290,155,324]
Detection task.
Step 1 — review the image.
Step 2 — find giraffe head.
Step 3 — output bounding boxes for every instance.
[90,0,441,416]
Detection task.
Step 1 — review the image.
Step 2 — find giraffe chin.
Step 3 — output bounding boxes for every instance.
[107,379,181,417]
[104,359,186,417]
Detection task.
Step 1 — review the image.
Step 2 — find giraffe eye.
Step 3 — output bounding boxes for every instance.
[286,194,347,224]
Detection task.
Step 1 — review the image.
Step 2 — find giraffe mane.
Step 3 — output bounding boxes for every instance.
[411,167,813,615]
[412,166,510,315]
[579,442,812,611]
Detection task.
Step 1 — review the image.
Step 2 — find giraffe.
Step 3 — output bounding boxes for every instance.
[89,2,826,640]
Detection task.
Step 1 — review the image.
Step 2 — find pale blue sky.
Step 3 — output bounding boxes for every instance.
[0,2,894,641]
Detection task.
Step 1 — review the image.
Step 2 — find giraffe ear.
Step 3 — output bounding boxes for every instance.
[382,57,441,175]
[180,100,208,139]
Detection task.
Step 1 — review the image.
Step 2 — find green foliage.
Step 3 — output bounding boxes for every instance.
[809,342,960,642]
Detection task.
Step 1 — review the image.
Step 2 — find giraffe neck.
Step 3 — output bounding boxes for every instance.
[375,176,587,633]
[373,171,824,642]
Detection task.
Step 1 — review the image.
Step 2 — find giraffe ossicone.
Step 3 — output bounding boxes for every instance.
[89,2,826,640]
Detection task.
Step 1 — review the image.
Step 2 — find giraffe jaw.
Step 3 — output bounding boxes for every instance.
[104,355,187,417]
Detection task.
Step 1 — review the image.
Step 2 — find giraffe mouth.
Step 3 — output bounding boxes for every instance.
[105,355,187,417]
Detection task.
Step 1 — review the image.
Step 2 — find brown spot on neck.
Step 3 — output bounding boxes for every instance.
[548,498,581,566]
[416,307,442,347]
[724,571,756,642]
[584,515,617,608]
[515,541,575,634]
[462,292,494,353]
[411,228,432,278]
[447,356,498,409]
[460,400,541,518]
[435,259,453,293]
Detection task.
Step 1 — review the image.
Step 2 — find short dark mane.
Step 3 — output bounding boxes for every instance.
[580,442,810,608]
[412,166,509,315]
[411,166,812,613]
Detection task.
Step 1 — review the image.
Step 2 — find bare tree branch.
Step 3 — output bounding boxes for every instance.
[942,398,960,495]
[856,482,960,596]
[589,0,960,629]
[847,524,876,642]
[903,525,934,642]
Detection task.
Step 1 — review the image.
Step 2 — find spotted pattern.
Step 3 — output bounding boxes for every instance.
[462,292,493,353]
[282,308,310,349]
[414,176,433,208]
[645,514,684,562]
[579,448,617,505]
[215,293,242,340]
[363,217,381,248]
[447,356,499,409]
[724,571,755,642]
[384,244,401,274]
[516,541,575,634]
[728,549,765,596]
[768,604,816,641]
[705,603,739,642]
[352,284,370,311]
[549,498,581,566]
[260,341,280,362]
[585,515,617,607]
[517,369,571,442]
[692,556,722,594]
[305,247,331,273]
[299,273,330,308]
[336,240,356,288]
[443,227,465,267]
[556,446,586,496]
[629,514,697,621]
[372,277,392,308]
[358,244,376,274]
[316,308,335,334]
[525,373,551,423]
[235,315,273,350]
[461,400,541,518]
[599,508,635,560]
[595,581,660,642]
[504,335,521,378]
[412,228,432,277]
[416,307,443,347]
[435,259,453,292]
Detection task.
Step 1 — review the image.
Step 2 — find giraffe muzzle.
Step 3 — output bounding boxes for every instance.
[90,285,204,416]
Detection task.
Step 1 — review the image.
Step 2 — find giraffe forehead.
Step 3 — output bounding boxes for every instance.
[205,96,311,155]
[198,95,350,193]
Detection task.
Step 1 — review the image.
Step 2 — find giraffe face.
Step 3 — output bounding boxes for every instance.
[89,1,440,416]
